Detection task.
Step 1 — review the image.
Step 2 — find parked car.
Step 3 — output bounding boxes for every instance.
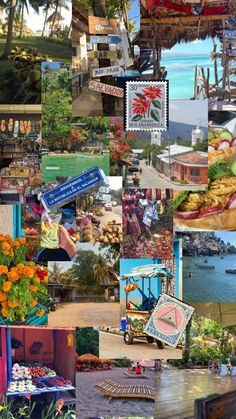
[131,159,140,166]
[128,166,139,173]
[105,203,112,211]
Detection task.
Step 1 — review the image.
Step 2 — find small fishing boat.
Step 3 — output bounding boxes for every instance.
[221,256,224,259]
[203,259,208,263]
[194,263,214,270]
[225,269,236,274]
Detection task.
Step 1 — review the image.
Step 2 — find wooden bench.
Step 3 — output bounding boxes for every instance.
[194,390,236,419]
[95,379,155,401]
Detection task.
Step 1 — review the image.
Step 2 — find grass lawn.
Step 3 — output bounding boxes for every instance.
[0,37,71,62]
[0,37,71,104]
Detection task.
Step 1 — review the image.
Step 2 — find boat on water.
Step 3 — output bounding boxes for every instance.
[203,259,208,263]
[225,269,236,274]
[194,263,214,270]
[221,256,224,259]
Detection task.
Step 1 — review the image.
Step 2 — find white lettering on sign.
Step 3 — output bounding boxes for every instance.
[87,50,116,60]
[92,65,124,77]
[89,80,124,97]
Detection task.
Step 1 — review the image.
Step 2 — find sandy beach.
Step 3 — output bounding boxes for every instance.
[99,331,182,360]
[48,302,120,327]
[76,368,155,418]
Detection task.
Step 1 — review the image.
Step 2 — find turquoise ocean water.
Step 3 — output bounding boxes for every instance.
[160,55,223,99]
[183,255,236,302]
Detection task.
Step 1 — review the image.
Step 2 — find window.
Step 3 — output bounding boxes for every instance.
[190,168,200,176]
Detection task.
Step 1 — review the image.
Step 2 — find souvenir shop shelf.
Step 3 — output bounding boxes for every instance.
[0,327,76,400]
[0,110,41,204]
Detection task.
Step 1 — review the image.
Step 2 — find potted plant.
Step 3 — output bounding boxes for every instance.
[220,355,228,376]
[231,356,236,376]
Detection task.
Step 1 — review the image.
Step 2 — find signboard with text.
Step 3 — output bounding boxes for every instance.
[87,50,117,60]
[88,16,118,35]
[89,80,124,97]
[90,35,122,44]
[92,65,124,77]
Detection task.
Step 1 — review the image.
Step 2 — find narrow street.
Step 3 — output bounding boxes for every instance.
[99,331,182,359]
[127,160,206,190]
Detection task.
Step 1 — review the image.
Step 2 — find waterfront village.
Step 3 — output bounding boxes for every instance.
[177,232,236,257]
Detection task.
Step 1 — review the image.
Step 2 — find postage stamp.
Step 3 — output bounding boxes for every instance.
[144,293,195,348]
[125,81,168,131]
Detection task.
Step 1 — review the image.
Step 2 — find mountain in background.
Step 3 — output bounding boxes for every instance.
[132,121,208,148]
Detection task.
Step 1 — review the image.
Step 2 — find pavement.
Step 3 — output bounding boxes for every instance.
[48,302,120,327]
[126,160,207,190]
[100,205,122,228]
[99,331,182,360]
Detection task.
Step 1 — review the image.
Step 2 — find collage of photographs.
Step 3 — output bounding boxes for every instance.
[0,0,236,418]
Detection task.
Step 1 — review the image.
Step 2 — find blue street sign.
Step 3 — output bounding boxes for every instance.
[41,167,106,212]
[90,35,122,44]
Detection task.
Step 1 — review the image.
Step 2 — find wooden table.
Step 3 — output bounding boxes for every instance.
[156,364,236,418]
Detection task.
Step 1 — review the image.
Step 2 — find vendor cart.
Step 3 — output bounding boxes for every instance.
[121,264,173,347]
[0,326,76,406]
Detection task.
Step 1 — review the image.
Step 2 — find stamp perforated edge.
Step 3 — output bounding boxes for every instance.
[125,80,169,132]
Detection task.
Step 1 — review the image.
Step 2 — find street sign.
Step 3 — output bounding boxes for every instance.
[92,65,124,77]
[90,35,122,44]
[99,186,110,193]
[89,80,124,97]
[41,167,107,212]
[224,30,236,39]
[88,16,118,35]
[87,50,117,60]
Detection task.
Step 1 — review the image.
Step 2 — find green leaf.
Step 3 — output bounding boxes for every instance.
[131,115,142,121]
[150,109,160,122]
[152,99,161,109]
[135,93,146,99]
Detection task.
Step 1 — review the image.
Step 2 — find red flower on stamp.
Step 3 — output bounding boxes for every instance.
[143,86,162,100]
[132,97,150,115]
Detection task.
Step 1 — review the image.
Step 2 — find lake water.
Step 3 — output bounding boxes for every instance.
[161,55,223,99]
[183,255,236,302]
[42,154,110,183]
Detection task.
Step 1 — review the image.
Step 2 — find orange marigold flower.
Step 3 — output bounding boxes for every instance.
[30,299,37,307]
[29,285,38,292]
[12,240,21,248]
[23,267,35,278]
[0,235,6,241]
[3,281,12,292]
[1,241,11,252]
[2,307,9,317]
[8,299,19,308]
[1,301,8,307]
[0,292,7,302]
[34,277,40,283]
[0,265,8,275]
[2,250,9,256]
[7,271,20,281]
[18,237,26,244]
[36,309,45,317]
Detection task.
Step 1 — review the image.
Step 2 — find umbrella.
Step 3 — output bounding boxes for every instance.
[121,264,172,281]
[191,302,236,327]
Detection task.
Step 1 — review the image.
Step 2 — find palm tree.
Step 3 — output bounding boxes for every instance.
[2,0,16,58]
[18,0,42,38]
[49,0,69,37]
[93,255,115,286]
[49,262,63,283]
[41,0,54,37]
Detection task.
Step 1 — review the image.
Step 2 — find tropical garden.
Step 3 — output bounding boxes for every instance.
[0,0,71,104]
[169,314,236,372]
[48,243,120,299]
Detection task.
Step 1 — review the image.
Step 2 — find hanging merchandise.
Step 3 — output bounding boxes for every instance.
[27,120,32,134]
[1,119,5,132]
[13,120,19,138]
[144,0,229,15]
[20,120,25,133]
[127,211,141,236]
[8,118,13,131]
[116,20,133,68]
[67,331,74,347]
[24,120,28,132]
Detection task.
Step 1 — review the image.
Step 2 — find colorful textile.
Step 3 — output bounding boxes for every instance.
[145,0,229,15]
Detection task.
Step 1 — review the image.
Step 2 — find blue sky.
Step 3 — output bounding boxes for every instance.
[120,259,161,300]
[216,232,236,247]
[163,38,221,56]
[169,100,208,126]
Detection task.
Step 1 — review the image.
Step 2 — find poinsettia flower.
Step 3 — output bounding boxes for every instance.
[143,86,162,100]
[132,97,150,115]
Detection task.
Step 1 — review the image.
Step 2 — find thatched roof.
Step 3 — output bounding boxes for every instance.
[47,11,65,23]
[140,0,236,49]
[77,353,99,363]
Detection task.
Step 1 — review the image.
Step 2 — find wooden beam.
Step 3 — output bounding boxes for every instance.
[141,14,231,24]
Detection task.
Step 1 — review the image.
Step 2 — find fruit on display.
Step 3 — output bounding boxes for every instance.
[28,366,56,378]
[97,222,122,243]
[8,47,51,103]
[124,282,138,293]
[12,364,31,380]
[8,379,36,393]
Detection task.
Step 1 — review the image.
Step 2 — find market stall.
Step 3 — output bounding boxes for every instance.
[122,189,173,259]
[0,327,75,401]
[0,109,41,205]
